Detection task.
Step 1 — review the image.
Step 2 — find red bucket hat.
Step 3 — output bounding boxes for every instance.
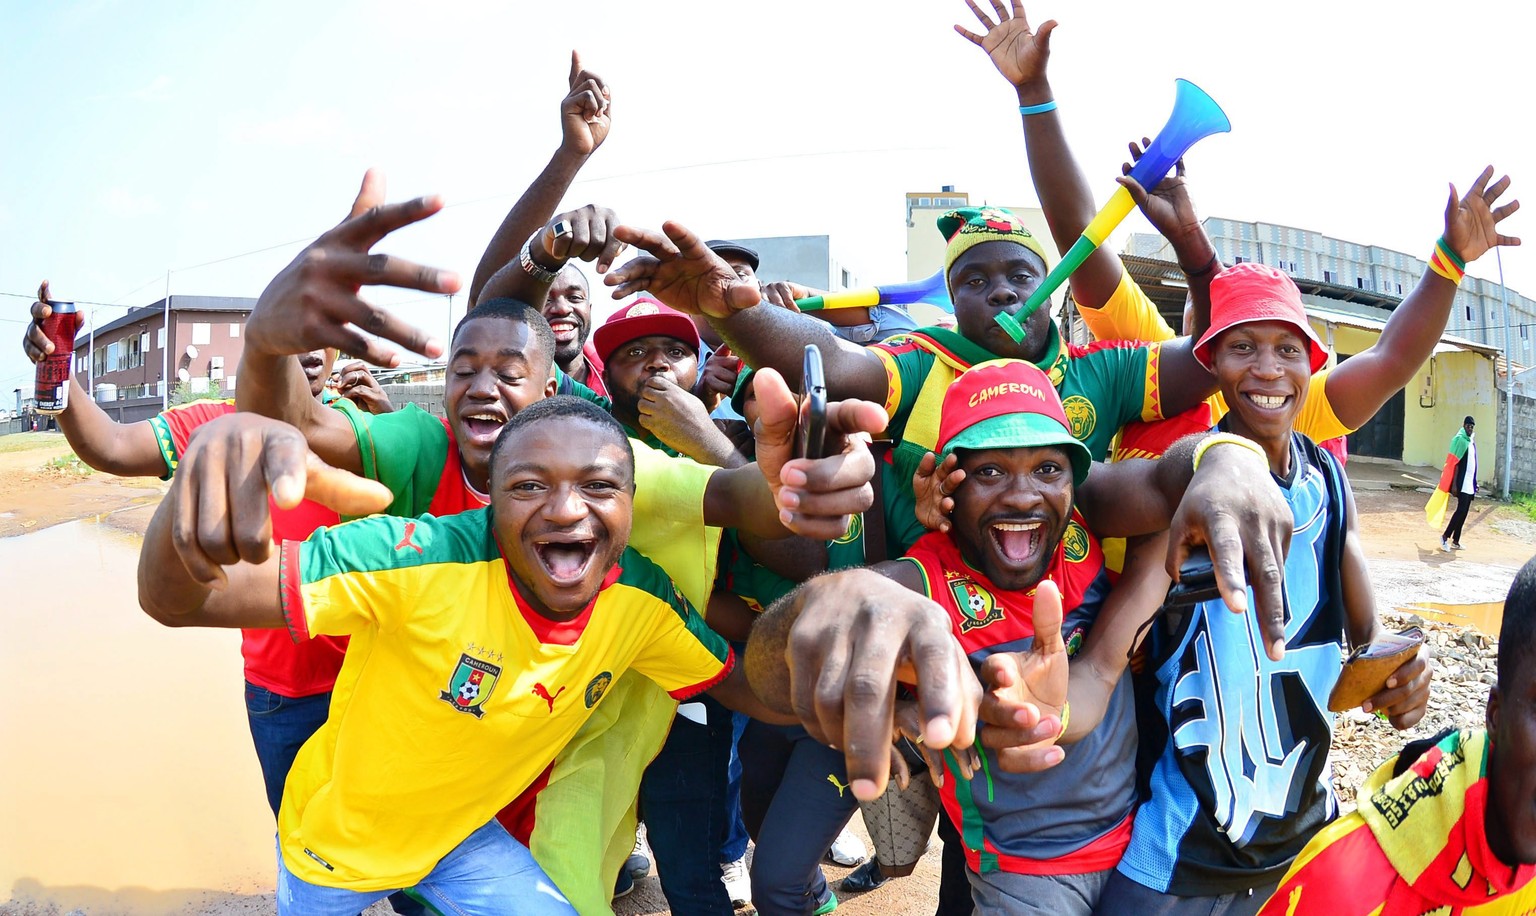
[936,359,1091,485]
[1194,263,1328,373]
[592,297,701,364]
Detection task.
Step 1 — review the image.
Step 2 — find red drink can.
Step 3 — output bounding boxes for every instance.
[33,302,84,415]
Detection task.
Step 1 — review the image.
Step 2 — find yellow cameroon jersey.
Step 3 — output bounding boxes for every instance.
[274,508,733,891]
[1080,262,1354,442]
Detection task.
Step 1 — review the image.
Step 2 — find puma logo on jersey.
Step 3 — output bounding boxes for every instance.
[827,774,850,798]
[394,521,423,554]
[532,682,566,713]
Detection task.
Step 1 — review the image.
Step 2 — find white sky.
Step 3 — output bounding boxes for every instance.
[3,0,1532,396]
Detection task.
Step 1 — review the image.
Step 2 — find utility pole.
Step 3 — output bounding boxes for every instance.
[1499,249,1514,500]
[161,269,172,411]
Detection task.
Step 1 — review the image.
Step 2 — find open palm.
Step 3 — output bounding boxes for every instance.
[1443,166,1520,265]
[954,0,1056,88]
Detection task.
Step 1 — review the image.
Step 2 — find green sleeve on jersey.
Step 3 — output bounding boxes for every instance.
[300,509,498,583]
[878,344,937,442]
[146,413,177,481]
[557,366,612,411]
[1059,346,1152,462]
[616,547,731,666]
[337,402,451,517]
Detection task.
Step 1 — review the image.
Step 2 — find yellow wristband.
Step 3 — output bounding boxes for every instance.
[1192,433,1266,472]
[1056,700,1071,740]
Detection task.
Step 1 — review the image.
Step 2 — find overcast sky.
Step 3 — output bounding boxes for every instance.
[3,0,1531,395]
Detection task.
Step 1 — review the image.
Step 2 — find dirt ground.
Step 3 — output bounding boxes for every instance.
[1,433,1532,916]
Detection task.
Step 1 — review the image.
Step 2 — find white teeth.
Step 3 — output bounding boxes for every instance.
[1249,394,1287,409]
[992,522,1041,531]
[466,413,504,423]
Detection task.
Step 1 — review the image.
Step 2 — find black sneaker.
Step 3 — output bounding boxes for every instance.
[839,858,888,894]
[614,868,635,900]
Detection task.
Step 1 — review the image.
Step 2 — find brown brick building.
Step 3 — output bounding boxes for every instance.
[71,295,255,423]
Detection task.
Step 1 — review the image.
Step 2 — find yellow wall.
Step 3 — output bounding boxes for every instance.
[1310,318,1499,479]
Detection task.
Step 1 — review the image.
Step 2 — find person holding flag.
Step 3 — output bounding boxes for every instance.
[1429,416,1479,551]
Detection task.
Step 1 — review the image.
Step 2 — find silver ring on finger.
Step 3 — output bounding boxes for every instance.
[553,220,572,239]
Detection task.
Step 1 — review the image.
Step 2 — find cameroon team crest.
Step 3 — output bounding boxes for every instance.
[833,513,863,545]
[950,576,1004,632]
[440,653,501,718]
[585,671,613,708]
[1062,395,1096,441]
[1062,519,1090,563]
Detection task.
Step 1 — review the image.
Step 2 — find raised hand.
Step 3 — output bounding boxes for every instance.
[535,204,625,275]
[1117,139,1208,262]
[1443,166,1520,265]
[954,0,1057,91]
[560,50,612,158]
[164,413,392,588]
[750,367,885,540]
[23,280,55,363]
[335,360,395,415]
[977,579,1070,772]
[698,344,741,407]
[913,450,966,533]
[604,221,762,319]
[243,169,461,368]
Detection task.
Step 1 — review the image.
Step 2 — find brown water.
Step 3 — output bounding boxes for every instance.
[1400,600,1506,637]
[0,517,275,911]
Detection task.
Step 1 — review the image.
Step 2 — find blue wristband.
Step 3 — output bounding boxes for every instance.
[1018,100,1058,116]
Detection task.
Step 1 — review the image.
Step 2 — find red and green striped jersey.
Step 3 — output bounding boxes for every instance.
[896,517,1136,875]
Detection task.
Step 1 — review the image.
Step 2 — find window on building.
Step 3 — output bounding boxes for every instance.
[140,331,149,358]
[1397,283,1403,295]
[210,356,224,380]
[1234,255,1247,264]
[229,323,240,338]
[191,322,211,345]
[157,327,166,349]
[105,341,122,372]
[841,269,852,288]
[1323,269,1335,283]
[125,334,142,370]
[1356,278,1365,289]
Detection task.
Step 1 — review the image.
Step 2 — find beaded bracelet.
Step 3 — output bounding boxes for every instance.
[1018,100,1058,116]
[1427,237,1466,285]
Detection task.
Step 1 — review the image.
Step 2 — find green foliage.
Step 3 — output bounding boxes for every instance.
[43,453,93,477]
[1514,491,1536,523]
[0,432,64,454]
[170,379,229,406]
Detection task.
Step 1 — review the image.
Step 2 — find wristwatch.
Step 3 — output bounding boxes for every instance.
[519,235,560,284]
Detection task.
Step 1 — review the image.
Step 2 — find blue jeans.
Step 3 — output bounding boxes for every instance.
[276,819,576,916]
[723,707,750,863]
[641,694,736,915]
[739,723,857,916]
[244,682,332,817]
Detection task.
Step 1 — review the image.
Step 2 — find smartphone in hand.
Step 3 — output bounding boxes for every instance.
[796,344,828,460]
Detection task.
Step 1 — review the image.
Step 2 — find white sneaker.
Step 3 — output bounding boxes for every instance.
[825,828,868,867]
[722,856,751,908]
[624,826,651,878]
[1441,538,1451,551]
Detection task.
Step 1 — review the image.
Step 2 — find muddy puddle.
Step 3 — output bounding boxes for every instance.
[1400,599,1506,637]
[1,516,276,912]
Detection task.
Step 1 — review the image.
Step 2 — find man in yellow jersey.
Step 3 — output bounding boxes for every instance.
[232,170,885,913]
[137,396,799,915]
